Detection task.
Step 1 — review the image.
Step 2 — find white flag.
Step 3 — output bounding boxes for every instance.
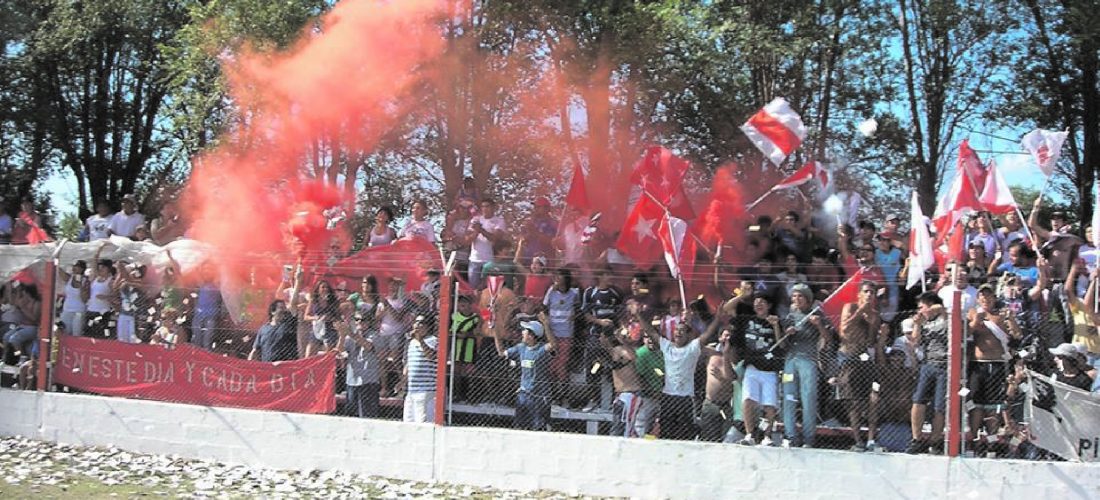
[1021,129,1069,177]
[1025,370,1100,462]
[907,192,934,290]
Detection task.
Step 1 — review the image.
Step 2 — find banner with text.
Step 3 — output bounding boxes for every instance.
[1025,370,1100,462]
[55,336,336,414]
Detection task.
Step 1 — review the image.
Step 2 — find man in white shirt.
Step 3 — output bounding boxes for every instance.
[398,199,438,244]
[85,200,114,241]
[937,263,977,315]
[644,308,726,440]
[466,198,506,289]
[108,195,145,239]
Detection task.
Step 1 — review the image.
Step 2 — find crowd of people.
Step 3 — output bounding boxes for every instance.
[2,185,1099,460]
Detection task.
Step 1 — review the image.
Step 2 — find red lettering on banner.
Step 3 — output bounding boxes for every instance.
[54,336,335,414]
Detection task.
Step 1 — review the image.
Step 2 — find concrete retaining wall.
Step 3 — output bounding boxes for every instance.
[2,390,1097,499]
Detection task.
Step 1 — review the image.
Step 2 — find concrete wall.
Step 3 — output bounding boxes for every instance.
[3,389,1099,499]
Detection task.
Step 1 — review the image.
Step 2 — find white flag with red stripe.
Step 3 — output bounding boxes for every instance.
[741,97,807,166]
[769,161,830,192]
[907,191,934,290]
[979,159,1018,215]
[659,215,696,279]
[1022,129,1069,177]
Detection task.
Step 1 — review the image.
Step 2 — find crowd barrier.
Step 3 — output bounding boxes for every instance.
[2,257,1092,463]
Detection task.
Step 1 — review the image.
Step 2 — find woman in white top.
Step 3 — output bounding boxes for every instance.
[57,260,90,336]
[86,245,117,339]
[367,207,398,247]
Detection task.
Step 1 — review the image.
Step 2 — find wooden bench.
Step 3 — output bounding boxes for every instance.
[448,402,614,435]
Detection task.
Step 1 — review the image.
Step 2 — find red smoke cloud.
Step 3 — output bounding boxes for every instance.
[695,165,749,253]
[179,0,447,324]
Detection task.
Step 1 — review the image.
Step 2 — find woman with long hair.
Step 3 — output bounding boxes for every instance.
[304,279,340,356]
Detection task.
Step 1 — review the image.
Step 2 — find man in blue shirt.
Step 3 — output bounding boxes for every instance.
[493,313,556,431]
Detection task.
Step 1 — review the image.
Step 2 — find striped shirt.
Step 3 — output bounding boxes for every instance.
[405,336,438,393]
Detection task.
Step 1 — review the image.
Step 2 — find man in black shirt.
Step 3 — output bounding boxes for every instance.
[579,267,624,409]
[733,294,784,446]
[906,292,948,454]
[250,265,302,362]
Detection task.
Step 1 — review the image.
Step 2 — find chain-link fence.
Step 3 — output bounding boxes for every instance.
[6,253,1097,462]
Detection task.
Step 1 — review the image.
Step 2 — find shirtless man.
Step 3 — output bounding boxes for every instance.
[966,284,1022,440]
[700,327,737,442]
[837,281,882,451]
[600,332,645,437]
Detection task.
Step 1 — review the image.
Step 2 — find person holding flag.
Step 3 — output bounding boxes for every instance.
[780,283,829,448]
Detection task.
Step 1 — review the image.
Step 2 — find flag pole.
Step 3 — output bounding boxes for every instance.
[661,206,689,309]
[767,272,859,351]
[746,190,773,211]
[639,188,716,259]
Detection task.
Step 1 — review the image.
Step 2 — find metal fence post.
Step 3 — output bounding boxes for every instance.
[433,272,454,425]
[36,260,57,392]
[946,290,963,457]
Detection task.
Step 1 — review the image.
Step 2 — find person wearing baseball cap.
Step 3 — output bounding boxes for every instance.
[880,213,907,252]
[1049,342,1094,391]
[492,311,557,430]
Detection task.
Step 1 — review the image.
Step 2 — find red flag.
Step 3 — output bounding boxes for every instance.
[564,163,590,211]
[629,146,695,220]
[323,238,444,294]
[821,269,865,321]
[957,139,987,190]
[979,160,1018,215]
[615,195,666,268]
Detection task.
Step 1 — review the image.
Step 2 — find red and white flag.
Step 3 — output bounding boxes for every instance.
[821,269,865,321]
[957,139,988,188]
[564,163,591,212]
[629,146,695,220]
[907,192,934,290]
[658,215,696,279]
[979,159,1018,215]
[741,97,807,166]
[615,195,666,268]
[1022,129,1069,177]
[932,171,982,242]
[768,161,830,192]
